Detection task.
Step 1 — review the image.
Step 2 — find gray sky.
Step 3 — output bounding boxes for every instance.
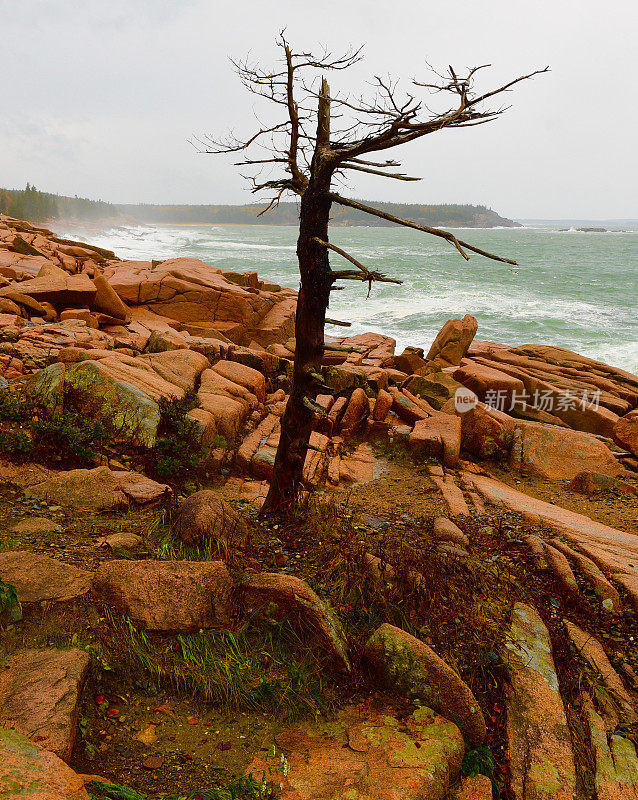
[2,0,636,219]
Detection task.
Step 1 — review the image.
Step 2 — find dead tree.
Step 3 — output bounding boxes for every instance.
[195,35,547,515]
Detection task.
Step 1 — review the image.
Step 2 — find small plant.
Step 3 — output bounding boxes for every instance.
[31,413,105,464]
[0,388,106,466]
[0,578,20,626]
[462,742,499,796]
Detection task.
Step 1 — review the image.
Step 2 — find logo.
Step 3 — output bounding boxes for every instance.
[454,387,478,413]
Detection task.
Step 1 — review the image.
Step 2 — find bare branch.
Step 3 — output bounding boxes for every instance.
[313,237,403,286]
[331,269,403,285]
[330,194,519,265]
[341,163,421,181]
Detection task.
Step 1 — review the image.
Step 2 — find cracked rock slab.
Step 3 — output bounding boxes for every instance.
[585,698,638,799]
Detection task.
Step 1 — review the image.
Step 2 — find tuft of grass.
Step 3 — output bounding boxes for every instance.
[98,611,331,721]
[0,578,20,625]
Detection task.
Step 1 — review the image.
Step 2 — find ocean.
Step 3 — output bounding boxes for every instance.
[55,221,638,374]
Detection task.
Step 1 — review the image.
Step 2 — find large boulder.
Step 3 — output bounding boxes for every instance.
[245,703,464,800]
[211,359,266,403]
[395,346,428,374]
[459,401,516,459]
[0,649,90,762]
[0,728,89,800]
[197,361,265,440]
[242,573,350,671]
[90,273,130,321]
[502,604,576,800]
[64,360,161,446]
[171,489,245,546]
[426,315,478,367]
[510,420,622,480]
[93,559,232,632]
[364,623,486,745]
[409,413,461,468]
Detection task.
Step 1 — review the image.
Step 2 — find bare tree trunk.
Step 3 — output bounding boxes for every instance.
[262,184,333,515]
[262,80,333,515]
[203,41,541,516]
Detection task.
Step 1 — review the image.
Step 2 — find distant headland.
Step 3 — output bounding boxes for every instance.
[0,185,520,228]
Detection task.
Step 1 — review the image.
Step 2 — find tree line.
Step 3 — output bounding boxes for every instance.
[118,200,518,227]
[0,185,119,223]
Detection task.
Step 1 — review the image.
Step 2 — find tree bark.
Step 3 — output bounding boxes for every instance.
[262,80,334,516]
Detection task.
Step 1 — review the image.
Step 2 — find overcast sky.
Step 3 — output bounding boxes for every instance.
[2,0,636,219]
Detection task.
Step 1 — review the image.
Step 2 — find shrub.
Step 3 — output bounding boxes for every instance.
[149,394,210,484]
[0,388,106,467]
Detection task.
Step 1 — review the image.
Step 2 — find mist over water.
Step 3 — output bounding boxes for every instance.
[58,222,638,374]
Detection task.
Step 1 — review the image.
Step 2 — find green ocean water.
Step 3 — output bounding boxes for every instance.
[62,221,638,374]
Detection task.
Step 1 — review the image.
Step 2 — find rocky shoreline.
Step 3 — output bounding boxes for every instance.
[0,212,637,799]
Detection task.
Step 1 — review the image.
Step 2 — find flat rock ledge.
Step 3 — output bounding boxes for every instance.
[0,648,90,762]
[363,622,486,746]
[25,465,170,511]
[245,703,464,800]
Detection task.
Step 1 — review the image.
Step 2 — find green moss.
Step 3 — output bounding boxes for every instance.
[528,759,561,794]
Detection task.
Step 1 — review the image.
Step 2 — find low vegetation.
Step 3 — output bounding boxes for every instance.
[0,387,211,486]
[148,395,217,485]
[97,611,333,721]
[87,775,273,800]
